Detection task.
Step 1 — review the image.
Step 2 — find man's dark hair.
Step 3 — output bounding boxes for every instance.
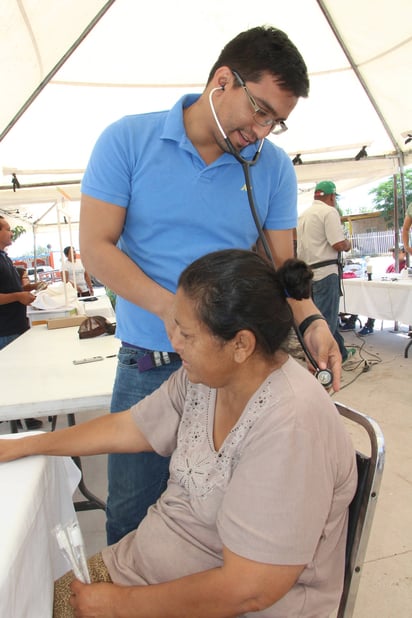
[207,26,309,98]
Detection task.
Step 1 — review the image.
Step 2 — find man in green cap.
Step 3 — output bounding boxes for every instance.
[297,181,352,362]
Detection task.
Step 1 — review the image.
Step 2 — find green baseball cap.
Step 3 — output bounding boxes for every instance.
[314,180,339,196]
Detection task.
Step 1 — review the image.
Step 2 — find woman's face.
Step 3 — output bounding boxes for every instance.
[171,288,235,387]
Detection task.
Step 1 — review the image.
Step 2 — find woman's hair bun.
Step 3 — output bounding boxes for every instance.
[277,258,313,300]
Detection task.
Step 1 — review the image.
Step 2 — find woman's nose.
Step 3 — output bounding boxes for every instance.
[170,329,181,353]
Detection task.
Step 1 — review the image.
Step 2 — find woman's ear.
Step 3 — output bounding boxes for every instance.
[232,330,256,363]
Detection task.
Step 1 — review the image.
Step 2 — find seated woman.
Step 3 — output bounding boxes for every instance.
[0,249,357,618]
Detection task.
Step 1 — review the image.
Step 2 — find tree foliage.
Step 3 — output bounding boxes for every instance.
[369,169,412,227]
[11,225,26,241]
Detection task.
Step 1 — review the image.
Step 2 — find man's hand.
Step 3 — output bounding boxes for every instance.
[18,291,36,305]
[303,318,342,392]
[160,297,178,345]
[70,580,121,617]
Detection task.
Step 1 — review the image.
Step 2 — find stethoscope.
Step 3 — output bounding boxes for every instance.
[209,87,333,389]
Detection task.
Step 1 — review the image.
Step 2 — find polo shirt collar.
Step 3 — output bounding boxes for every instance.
[162,94,264,164]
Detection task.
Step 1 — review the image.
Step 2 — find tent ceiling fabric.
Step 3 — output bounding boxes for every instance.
[0,0,411,223]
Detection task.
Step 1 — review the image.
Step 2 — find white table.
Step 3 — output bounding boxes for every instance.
[0,324,120,510]
[0,440,81,617]
[0,324,119,421]
[340,278,412,325]
[80,293,116,320]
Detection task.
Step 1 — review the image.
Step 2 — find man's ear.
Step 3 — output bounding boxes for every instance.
[232,329,256,363]
[213,66,233,91]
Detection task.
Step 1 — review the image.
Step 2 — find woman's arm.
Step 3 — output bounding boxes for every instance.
[402,213,412,255]
[0,411,152,462]
[70,545,304,618]
[62,269,72,286]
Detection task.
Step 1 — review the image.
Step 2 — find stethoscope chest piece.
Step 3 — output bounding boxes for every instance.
[315,368,333,389]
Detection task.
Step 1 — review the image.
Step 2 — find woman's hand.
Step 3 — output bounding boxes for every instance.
[69,580,120,617]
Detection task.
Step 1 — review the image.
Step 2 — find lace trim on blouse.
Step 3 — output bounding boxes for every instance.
[170,378,273,498]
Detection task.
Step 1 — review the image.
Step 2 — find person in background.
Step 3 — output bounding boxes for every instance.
[297,180,352,362]
[0,216,42,430]
[342,246,407,336]
[62,246,94,297]
[79,26,342,545]
[402,202,412,259]
[0,217,35,347]
[0,249,357,618]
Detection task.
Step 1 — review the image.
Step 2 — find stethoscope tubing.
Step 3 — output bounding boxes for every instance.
[208,86,333,387]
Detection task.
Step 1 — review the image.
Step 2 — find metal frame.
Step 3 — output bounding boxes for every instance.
[404,331,412,358]
[335,403,385,618]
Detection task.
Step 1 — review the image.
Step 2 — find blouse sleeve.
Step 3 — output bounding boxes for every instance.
[130,367,188,456]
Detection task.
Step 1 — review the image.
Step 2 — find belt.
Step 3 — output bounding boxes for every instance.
[121,343,181,372]
[309,257,344,296]
[309,259,340,269]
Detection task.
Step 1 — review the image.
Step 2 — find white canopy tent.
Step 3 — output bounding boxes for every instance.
[0,0,411,232]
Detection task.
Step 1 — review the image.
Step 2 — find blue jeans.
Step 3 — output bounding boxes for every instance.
[0,333,20,350]
[107,345,182,545]
[312,274,347,362]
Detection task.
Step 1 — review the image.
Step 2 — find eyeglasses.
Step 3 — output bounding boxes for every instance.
[232,70,288,135]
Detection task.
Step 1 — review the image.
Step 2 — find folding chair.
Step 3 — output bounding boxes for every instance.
[335,403,385,618]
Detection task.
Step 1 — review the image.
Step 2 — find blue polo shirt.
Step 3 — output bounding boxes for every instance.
[81,94,297,350]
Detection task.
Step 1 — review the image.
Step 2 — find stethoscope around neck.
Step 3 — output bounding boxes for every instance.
[208,86,333,389]
[209,87,264,166]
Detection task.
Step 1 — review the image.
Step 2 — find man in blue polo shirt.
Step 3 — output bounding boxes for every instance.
[80,26,342,544]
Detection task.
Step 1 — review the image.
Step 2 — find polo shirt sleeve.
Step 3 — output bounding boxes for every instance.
[81,117,134,207]
[264,148,298,231]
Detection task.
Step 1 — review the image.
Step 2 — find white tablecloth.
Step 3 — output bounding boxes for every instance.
[27,293,115,326]
[0,324,119,422]
[0,437,81,617]
[80,294,116,321]
[340,278,412,325]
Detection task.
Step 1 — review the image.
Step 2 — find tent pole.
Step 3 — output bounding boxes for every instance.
[393,174,399,267]
[67,207,77,294]
[316,0,403,157]
[57,200,69,308]
[33,226,37,282]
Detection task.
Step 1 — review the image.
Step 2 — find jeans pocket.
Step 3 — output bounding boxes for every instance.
[117,347,137,367]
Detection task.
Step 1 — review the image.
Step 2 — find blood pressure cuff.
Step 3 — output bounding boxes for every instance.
[78,315,116,339]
